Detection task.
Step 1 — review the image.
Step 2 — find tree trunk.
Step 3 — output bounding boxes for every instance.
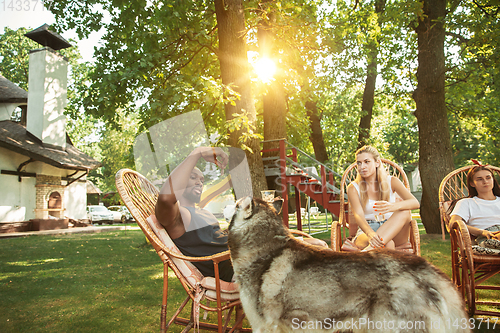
[214,0,267,197]
[413,0,454,234]
[258,6,287,194]
[305,101,329,164]
[357,0,385,149]
[262,80,287,194]
[263,83,287,150]
[357,50,378,148]
[259,11,287,153]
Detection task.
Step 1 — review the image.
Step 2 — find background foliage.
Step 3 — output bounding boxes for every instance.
[0,0,498,206]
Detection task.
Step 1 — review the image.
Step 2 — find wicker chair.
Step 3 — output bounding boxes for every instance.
[330,159,420,255]
[439,165,500,316]
[115,168,251,333]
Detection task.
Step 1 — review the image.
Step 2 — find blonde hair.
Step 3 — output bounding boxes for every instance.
[354,145,391,209]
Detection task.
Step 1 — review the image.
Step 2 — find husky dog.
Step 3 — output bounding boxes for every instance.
[227,197,470,333]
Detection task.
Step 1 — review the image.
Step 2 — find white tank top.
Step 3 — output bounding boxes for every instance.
[352,176,396,221]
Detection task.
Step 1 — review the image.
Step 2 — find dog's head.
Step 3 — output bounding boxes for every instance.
[226,196,282,221]
[227,196,286,255]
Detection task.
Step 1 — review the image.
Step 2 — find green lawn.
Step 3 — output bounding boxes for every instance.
[0,231,167,332]
[1,228,499,332]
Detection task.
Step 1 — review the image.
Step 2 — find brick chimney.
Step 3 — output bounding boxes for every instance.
[24,24,72,150]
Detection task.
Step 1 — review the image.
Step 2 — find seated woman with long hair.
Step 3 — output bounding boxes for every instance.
[348,146,420,251]
[449,163,500,246]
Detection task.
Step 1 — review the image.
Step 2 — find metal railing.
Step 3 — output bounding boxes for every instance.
[261,139,342,235]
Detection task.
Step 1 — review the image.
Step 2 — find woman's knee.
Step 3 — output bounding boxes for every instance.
[385,240,395,249]
[389,210,412,224]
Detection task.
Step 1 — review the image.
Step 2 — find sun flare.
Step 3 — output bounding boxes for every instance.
[253,57,276,83]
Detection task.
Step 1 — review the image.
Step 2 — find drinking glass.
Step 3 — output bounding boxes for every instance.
[261,190,276,204]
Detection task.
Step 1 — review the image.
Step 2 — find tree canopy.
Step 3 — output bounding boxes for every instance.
[1,0,498,232]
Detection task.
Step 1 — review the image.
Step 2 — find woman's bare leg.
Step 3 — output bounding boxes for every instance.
[377,210,411,247]
[303,237,329,248]
[355,210,411,250]
[385,240,396,250]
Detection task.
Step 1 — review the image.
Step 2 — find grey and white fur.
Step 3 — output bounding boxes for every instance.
[227,196,470,333]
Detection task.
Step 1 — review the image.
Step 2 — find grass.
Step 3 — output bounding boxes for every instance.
[0,231,167,332]
[1,227,500,332]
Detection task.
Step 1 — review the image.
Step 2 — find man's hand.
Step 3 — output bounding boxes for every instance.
[197,147,228,172]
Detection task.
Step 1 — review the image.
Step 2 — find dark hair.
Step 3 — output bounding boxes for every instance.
[466,165,500,198]
[447,165,500,215]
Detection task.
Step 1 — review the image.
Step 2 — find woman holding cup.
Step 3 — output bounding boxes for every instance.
[347,146,420,251]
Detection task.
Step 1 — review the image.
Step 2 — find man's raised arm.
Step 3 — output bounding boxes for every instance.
[155,147,228,231]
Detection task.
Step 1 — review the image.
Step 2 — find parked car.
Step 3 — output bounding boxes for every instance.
[108,205,134,223]
[86,205,114,225]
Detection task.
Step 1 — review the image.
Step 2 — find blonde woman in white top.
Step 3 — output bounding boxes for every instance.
[348,146,420,251]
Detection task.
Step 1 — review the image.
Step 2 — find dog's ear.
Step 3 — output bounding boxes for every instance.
[272,198,284,214]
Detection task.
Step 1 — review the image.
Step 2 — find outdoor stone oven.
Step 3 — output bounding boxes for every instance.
[31,174,68,231]
[48,191,62,218]
[35,174,65,219]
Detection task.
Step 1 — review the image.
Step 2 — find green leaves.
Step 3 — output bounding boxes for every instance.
[33,0,499,176]
[56,0,220,129]
[444,0,500,166]
[226,111,262,152]
[0,27,40,90]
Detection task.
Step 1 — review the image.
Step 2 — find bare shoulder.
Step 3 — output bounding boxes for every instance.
[159,202,189,239]
[347,183,359,197]
[390,175,405,187]
[390,176,408,192]
[347,182,357,192]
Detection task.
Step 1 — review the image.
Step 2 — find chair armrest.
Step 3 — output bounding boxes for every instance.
[409,219,421,256]
[159,244,231,263]
[159,246,231,283]
[330,221,342,251]
[449,218,473,250]
[449,218,475,274]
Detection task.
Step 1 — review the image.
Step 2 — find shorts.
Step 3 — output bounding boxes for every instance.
[354,219,387,238]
